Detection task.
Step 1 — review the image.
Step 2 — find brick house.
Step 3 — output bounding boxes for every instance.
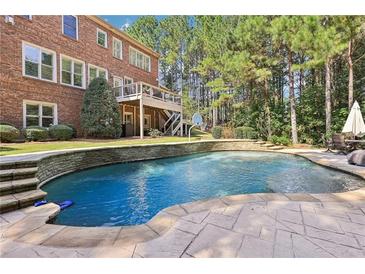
[0,15,183,138]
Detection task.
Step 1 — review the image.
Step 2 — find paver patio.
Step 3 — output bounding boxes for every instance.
[1,147,365,258]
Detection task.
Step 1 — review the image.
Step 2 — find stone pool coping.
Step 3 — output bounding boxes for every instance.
[1,141,365,253]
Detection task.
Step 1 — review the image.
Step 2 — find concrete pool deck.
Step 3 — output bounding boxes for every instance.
[1,146,365,258]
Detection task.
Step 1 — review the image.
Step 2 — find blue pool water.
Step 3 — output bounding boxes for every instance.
[42,151,365,227]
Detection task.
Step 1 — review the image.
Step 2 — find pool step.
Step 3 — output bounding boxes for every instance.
[261,143,275,148]
[0,177,39,195]
[0,167,38,182]
[0,161,38,171]
[254,141,266,145]
[270,146,285,150]
[0,189,46,213]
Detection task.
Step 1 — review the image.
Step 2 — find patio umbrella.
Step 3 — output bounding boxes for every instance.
[342,100,365,137]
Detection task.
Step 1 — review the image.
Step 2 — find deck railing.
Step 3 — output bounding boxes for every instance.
[113,82,182,106]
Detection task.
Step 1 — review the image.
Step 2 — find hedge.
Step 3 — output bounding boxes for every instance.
[23,126,49,141]
[49,124,74,140]
[212,126,223,139]
[0,125,20,142]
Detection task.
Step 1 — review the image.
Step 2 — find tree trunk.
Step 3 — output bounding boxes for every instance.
[348,39,354,110]
[288,50,298,144]
[264,79,272,139]
[325,58,332,136]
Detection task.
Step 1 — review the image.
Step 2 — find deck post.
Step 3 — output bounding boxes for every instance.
[139,98,144,139]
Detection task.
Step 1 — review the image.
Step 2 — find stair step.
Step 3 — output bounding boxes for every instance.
[270,146,284,150]
[0,167,38,182]
[0,189,46,213]
[261,143,275,147]
[254,141,266,145]
[0,161,38,170]
[0,177,39,195]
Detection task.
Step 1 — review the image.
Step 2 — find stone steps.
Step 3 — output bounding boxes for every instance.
[0,167,38,182]
[0,161,38,171]
[270,146,284,150]
[0,177,39,195]
[261,143,275,148]
[254,141,266,145]
[0,189,46,213]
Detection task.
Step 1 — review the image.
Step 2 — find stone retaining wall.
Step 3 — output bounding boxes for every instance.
[36,140,267,185]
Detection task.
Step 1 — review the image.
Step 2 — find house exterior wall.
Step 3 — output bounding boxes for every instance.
[120,103,167,136]
[0,15,159,133]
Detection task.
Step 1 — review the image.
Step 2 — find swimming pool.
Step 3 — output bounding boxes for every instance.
[42,151,365,227]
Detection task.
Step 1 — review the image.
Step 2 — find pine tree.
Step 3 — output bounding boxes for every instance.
[80,77,122,138]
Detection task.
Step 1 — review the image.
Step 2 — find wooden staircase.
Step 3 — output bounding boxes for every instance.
[0,162,46,213]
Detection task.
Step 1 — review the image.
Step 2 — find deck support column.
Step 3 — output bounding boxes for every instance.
[139,98,144,139]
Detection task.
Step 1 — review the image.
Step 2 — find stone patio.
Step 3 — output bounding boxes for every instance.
[1,146,365,258]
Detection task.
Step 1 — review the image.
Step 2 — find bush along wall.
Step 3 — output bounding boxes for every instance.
[49,124,74,140]
[0,125,20,142]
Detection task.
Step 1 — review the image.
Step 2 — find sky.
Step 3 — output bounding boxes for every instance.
[100,15,165,30]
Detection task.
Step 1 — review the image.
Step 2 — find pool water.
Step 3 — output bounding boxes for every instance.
[43,151,365,227]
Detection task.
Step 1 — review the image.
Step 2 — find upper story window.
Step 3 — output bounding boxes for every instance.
[62,15,78,40]
[20,15,32,20]
[112,37,122,59]
[60,55,85,89]
[22,42,56,82]
[129,47,151,72]
[88,64,108,84]
[23,100,57,128]
[97,28,107,48]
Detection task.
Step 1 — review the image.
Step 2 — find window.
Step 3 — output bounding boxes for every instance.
[62,15,78,40]
[20,15,32,20]
[113,77,123,88]
[124,76,133,86]
[60,55,85,88]
[144,115,151,129]
[23,100,57,128]
[124,113,133,124]
[97,28,107,48]
[129,47,151,72]
[112,37,122,59]
[88,64,107,84]
[22,42,56,82]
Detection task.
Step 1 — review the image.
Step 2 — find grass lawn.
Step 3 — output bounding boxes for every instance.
[0,129,212,156]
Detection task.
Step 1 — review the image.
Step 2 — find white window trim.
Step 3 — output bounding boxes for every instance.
[22,100,58,128]
[124,76,133,85]
[112,37,123,60]
[96,28,108,48]
[60,54,86,89]
[62,15,78,40]
[113,76,123,87]
[88,64,108,84]
[129,46,151,72]
[22,41,57,83]
[124,111,133,124]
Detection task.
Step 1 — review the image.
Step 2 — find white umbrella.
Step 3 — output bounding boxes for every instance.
[342,101,365,137]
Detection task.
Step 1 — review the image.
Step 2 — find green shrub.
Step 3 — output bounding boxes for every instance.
[49,124,73,140]
[0,121,16,127]
[269,135,279,144]
[234,127,243,139]
[277,136,291,146]
[269,135,290,146]
[212,126,223,139]
[23,126,49,141]
[242,126,257,139]
[148,128,163,138]
[81,77,122,138]
[0,125,20,142]
[64,123,77,138]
